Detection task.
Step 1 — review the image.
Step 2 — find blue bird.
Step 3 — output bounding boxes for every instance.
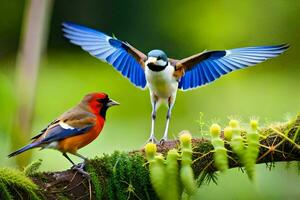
[62,22,289,143]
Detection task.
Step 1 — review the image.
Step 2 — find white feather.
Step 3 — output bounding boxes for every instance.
[145,62,178,100]
[45,141,58,149]
[59,122,75,130]
[156,59,167,66]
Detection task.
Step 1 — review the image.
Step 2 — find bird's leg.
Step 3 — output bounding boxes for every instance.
[70,152,90,177]
[147,98,157,143]
[73,152,88,161]
[160,98,174,143]
[62,152,75,165]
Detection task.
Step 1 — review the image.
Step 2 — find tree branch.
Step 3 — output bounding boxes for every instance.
[8,114,300,199]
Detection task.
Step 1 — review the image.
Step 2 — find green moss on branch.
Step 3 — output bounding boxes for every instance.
[0,168,41,200]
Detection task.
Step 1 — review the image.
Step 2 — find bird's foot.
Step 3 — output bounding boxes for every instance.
[146,135,158,144]
[159,136,168,145]
[72,162,90,178]
[71,162,84,170]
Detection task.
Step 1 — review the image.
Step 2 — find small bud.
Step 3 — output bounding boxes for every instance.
[229,119,239,128]
[210,123,221,137]
[180,131,192,149]
[250,119,258,130]
[145,143,157,160]
[224,127,233,141]
[167,149,179,158]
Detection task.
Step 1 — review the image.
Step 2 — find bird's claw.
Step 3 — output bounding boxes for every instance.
[72,162,90,178]
[147,136,158,144]
[73,167,90,178]
[159,137,168,145]
[71,162,84,170]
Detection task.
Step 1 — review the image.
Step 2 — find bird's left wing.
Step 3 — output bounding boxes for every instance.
[175,44,289,90]
[62,22,147,89]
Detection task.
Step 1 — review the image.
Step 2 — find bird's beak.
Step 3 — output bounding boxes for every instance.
[147,57,157,64]
[107,99,120,107]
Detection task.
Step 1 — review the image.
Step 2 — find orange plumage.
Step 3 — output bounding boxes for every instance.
[8,92,119,171]
[57,117,104,154]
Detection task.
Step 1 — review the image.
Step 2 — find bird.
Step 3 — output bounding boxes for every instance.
[62,22,289,143]
[8,92,119,175]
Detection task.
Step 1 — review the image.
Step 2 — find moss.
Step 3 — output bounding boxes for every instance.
[192,141,214,177]
[131,153,154,199]
[112,152,130,200]
[23,159,43,176]
[87,151,157,200]
[194,140,214,154]
[0,167,41,200]
[87,164,102,200]
[88,154,113,199]
[0,179,13,200]
[29,171,50,186]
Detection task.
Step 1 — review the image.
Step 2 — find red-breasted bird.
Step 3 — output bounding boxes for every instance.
[8,92,119,175]
[62,22,289,143]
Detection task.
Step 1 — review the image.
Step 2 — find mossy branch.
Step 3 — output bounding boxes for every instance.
[3,114,300,199]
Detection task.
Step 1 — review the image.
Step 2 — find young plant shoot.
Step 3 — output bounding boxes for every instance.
[210,124,229,172]
[180,132,197,196]
[145,143,168,200]
[229,119,246,164]
[166,149,181,200]
[244,119,260,181]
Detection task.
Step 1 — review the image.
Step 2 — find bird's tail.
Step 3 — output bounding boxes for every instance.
[8,143,38,158]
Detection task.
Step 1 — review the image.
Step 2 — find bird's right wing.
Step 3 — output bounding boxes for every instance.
[62,22,148,89]
[175,44,289,90]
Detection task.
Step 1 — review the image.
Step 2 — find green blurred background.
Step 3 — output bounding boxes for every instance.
[1,0,300,199]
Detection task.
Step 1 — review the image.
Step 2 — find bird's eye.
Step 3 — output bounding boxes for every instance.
[97,98,105,103]
[96,96,109,103]
[157,56,161,60]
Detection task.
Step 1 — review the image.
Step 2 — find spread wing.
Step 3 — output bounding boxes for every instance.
[62,22,147,89]
[175,44,289,90]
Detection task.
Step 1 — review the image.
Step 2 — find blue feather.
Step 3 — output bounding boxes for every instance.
[117,54,129,71]
[7,123,90,158]
[207,62,220,79]
[8,143,38,158]
[37,124,92,144]
[179,44,289,90]
[63,22,146,89]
